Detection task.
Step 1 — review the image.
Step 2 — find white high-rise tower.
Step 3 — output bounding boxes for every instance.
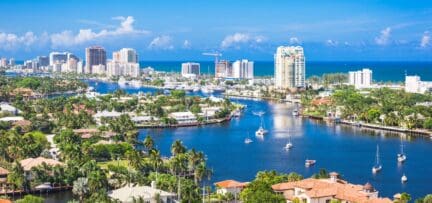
[274,46,305,89]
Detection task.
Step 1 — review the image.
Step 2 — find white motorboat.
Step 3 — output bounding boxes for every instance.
[244,138,253,144]
[372,145,382,173]
[401,174,408,183]
[305,159,316,167]
[284,142,293,150]
[255,115,268,136]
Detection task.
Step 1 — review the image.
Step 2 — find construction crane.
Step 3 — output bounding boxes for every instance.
[202,52,222,64]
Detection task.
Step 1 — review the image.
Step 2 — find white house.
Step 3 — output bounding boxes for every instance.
[168,112,197,124]
[0,103,21,115]
[108,184,176,203]
[93,111,123,124]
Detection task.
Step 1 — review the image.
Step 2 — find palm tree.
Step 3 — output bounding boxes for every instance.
[149,149,163,174]
[194,162,213,184]
[125,150,143,170]
[72,177,89,203]
[143,135,155,151]
[171,140,186,156]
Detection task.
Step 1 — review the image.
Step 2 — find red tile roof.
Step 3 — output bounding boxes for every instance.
[214,180,248,189]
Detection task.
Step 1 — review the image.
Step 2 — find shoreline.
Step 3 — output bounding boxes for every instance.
[306,115,432,137]
[136,116,232,129]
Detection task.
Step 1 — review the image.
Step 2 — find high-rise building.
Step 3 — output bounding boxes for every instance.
[232,60,254,79]
[49,52,68,66]
[348,68,372,89]
[274,46,305,89]
[181,62,200,77]
[113,48,138,63]
[405,75,432,94]
[85,46,106,74]
[0,58,8,67]
[215,60,231,78]
[9,58,15,66]
[107,61,140,77]
[37,56,49,67]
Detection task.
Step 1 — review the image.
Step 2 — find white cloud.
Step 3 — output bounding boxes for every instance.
[148,35,174,50]
[51,16,149,48]
[0,31,38,50]
[326,39,339,46]
[289,37,300,44]
[183,40,191,49]
[220,33,264,49]
[420,31,430,48]
[375,27,391,45]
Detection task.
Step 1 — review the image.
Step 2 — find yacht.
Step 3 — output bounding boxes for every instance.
[118,77,128,86]
[255,115,268,136]
[244,138,253,144]
[284,135,293,150]
[372,145,382,173]
[397,142,407,163]
[305,159,316,167]
[401,174,408,183]
[130,80,142,88]
[193,86,200,92]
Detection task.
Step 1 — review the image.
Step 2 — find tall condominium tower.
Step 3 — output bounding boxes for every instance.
[232,59,254,79]
[113,48,138,63]
[85,46,106,74]
[274,46,305,89]
[181,62,200,77]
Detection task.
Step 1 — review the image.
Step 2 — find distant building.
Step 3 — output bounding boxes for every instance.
[92,64,106,75]
[113,48,138,63]
[107,61,140,77]
[85,46,106,74]
[49,52,68,66]
[405,75,432,94]
[181,62,200,78]
[37,56,49,67]
[8,58,15,66]
[215,60,232,78]
[108,184,176,203]
[232,59,254,79]
[168,111,197,124]
[274,46,305,89]
[349,68,372,89]
[0,58,7,67]
[214,180,249,196]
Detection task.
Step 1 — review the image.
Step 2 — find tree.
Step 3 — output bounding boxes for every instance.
[240,180,285,203]
[143,135,155,151]
[72,177,89,203]
[171,140,186,156]
[423,194,432,203]
[15,195,44,203]
[400,193,412,203]
[7,161,27,191]
[149,149,163,174]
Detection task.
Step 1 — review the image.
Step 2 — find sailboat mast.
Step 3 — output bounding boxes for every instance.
[376,145,380,165]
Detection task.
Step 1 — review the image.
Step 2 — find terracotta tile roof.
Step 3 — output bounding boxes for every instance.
[19,157,63,171]
[214,180,248,189]
[272,178,391,203]
[311,97,332,106]
[0,199,12,203]
[13,119,32,127]
[0,167,9,175]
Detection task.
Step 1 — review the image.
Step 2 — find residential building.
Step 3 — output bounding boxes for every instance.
[181,62,200,78]
[232,59,254,79]
[92,64,106,75]
[0,58,7,67]
[85,46,106,74]
[405,75,432,94]
[349,68,373,89]
[272,172,392,203]
[9,58,15,66]
[108,184,176,203]
[274,46,305,89]
[49,52,68,66]
[214,180,249,196]
[107,61,140,77]
[168,111,197,124]
[113,48,138,63]
[37,56,49,67]
[215,60,232,78]
[0,103,21,115]
[19,157,63,180]
[93,110,123,124]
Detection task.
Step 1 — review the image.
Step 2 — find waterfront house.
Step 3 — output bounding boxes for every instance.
[168,112,197,124]
[73,128,116,139]
[19,157,63,180]
[0,116,24,123]
[93,110,123,124]
[108,184,176,203]
[131,115,159,125]
[0,103,21,115]
[272,172,392,203]
[0,167,9,184]
[214,180,249,196]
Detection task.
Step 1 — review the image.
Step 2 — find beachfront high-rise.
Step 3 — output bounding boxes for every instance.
[85,46,107,74]
[181,62,200,78]
[274,46,305,89]
[348,68,372,89]
[215,60,232,78]
[232,59,254,79]
[113,48,138,63]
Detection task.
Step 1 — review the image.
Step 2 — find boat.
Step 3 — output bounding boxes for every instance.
[372,145,382,173]
[292,109,299,116]
[305,159,316,167]
[193,86,200,92]
[284,135,293,150]
[401,174,408,183]
[201,86,214,94]
[255,115,268,136]
[397,141,407,163]
[244,138,253,144]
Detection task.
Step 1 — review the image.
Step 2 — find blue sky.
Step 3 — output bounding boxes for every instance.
[0,0,431,61]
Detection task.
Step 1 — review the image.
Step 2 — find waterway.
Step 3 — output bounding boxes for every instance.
[40,80,432,202]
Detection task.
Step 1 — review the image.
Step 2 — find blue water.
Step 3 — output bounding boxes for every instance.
[140,61,432,82]
[86,80,432,199]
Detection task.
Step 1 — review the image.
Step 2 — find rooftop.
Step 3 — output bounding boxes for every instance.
[214,180,249,189]
[20,157,63,171]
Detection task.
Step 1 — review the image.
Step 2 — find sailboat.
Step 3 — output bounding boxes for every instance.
[284,135,293,150]
[401,174,408,183]
[245,132,253,144]
[397,141,407,163]
[255,115,268,136]
[372,145,382,173]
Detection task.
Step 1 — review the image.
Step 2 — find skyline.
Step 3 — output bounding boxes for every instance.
[0,0,432,61]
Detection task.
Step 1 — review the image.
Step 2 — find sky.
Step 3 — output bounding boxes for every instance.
[0,0,431,61]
